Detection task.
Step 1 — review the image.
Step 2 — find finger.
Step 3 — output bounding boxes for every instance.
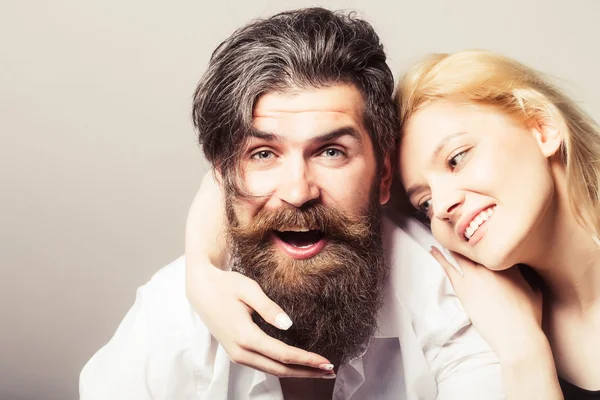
[238,279,294,331]
[238,324,333,370]
[449,250,486,275]
[430,246,463,287]
[230,346,336,379]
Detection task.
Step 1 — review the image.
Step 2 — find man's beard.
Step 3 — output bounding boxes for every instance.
[226,190,388,364]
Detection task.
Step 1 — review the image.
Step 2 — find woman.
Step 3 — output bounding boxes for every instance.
[397,50,600,398]
[185,50,600,398]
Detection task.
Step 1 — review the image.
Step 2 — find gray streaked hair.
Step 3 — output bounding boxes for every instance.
[192,7,398,195]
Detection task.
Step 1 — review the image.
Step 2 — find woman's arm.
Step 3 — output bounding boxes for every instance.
[184,171,228,269]
[430,247,563,399]
[184,171,334,378]
[498,336,563,400]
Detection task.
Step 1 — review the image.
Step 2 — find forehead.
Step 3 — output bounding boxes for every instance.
[402,101,472,149]
[252,85,367,139]
[399,102,483,182]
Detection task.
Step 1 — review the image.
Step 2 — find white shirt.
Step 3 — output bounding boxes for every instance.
[80,215,505,399]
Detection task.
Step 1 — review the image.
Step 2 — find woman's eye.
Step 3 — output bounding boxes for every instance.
[321,148,344,158]
[419,198,432,214]
[251,150,275,160]
[448,150,468,169]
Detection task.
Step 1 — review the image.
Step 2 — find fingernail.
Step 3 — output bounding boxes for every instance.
[442,247,464,276]
[321,373,336,379]
[455,265,464,276]
[429,246,438,255]
[319,363,334,371]
[275,313,293,330]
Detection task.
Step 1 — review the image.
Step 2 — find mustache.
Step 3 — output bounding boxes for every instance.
[226,190,388,363]
[228,203,375,245]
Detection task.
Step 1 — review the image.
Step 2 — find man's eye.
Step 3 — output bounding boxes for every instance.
[448,150,468,169]
[321,148,345,158]
[251,150,275,160]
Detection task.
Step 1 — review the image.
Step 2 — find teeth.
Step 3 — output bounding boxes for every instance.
[288,228,310,232]
[464,206,495,240]
[465,227,475,239]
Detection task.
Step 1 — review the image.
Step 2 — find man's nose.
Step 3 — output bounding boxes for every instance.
[274,158,320,208]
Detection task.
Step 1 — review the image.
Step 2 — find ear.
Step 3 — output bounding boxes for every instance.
[529,115,562,159]
[379,155,393,205]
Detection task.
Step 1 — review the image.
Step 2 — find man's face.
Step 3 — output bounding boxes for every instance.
[225,85,392,363]
[232,84,391,235]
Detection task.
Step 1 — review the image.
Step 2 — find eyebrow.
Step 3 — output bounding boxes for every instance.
[431,131,468,162]
[404,131,468,201]
[310,126,363,145]
[248,126,363,145]
[404,184,427,203]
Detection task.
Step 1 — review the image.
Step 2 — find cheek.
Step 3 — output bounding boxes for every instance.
[430,221,458,250]
[465,142,529,194]
[244,169,279,196]
[231,203,254,226]
[321,163,375,213]
[230,195,267,225]
[326,177,369,212]
[468,157,502,190]
[479,141,551,201]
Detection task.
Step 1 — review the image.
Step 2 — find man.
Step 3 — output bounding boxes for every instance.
[80,8,504,399]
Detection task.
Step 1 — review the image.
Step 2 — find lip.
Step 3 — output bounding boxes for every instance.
[466,219,490,247]
[456,204,496,243]
[272,233,327,260]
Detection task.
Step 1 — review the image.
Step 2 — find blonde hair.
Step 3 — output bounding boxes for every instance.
[396,50,600,242]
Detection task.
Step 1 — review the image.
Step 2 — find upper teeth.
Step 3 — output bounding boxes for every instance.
[288,228,310,232]
[465,206,495,240]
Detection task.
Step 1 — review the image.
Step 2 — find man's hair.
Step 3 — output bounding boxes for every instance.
[192,7,398,195]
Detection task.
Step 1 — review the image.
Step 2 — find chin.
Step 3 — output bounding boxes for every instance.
[481,259,513,271]
[473,242,520,271]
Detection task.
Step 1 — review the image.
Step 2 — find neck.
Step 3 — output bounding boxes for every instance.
[522,164,600,312]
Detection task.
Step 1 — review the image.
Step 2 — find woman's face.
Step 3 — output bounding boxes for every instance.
[399,101,557,270]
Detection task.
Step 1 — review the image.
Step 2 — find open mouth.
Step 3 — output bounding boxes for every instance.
[275,230,324,247]
[273,229,327,259]
[464,206,496,241]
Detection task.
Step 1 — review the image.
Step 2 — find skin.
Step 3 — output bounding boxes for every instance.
[233,84,391,226]
[185,84,393,384]
[400,100,600,395]
[185,87,599,396]
[400,101,558,271]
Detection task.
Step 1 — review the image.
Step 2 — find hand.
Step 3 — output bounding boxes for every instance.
[430,247,546,361]
[185,260,335,379]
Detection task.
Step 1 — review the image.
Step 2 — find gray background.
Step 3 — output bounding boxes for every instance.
[1,0,599,399]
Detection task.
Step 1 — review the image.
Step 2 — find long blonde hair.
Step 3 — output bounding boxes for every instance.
[396,50,600,242]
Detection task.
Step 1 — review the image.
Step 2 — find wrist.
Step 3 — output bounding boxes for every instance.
[499,334,562,399]
[199,261,226,281]
[186,257,225,287]
[497,328,553,367]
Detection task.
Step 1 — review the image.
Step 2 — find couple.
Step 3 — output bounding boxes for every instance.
[80,7,600,399]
